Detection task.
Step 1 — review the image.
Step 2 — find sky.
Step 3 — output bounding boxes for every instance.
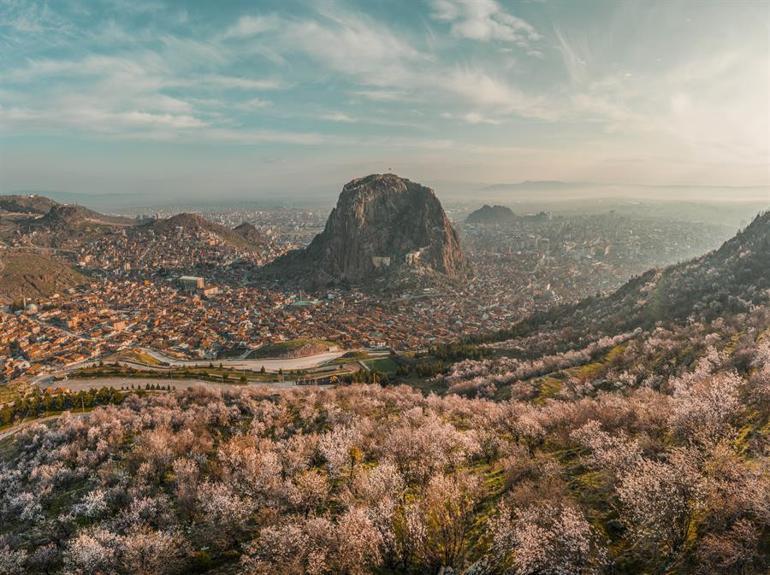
[0,0,768,200]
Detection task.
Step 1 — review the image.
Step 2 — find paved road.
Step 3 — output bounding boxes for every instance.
[138,348,348,372]
[30,348,350,388]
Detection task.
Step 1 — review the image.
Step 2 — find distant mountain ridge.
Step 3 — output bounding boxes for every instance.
[475,181,770,204]
[482,180,584,192]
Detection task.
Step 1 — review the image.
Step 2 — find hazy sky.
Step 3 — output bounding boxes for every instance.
[1,0,768,198]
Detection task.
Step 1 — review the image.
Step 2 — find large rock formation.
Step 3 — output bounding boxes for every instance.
[268,174,468,286]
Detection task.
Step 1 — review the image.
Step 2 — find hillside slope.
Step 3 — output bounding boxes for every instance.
[139,213,258,252]
[0,250,85,302]
[1,202,134,248]
[493,211,770,347]
[0,195,60,215]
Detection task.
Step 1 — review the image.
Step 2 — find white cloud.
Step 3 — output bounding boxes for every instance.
[120,110,206,128]
[223,15,281,38]
[443,68,553,119]
[235,97,272,110]
[351,89,409,102]
[463,112,500,125]
[554,26,588,84]
[227,8,549,120]
[194,75,284,91]
[280,11,424,87]
[321,111,357,123]
[0,105,206,131]
[198,127,331,145]
[430,0,540,47]
[442,111,501,125]
[0,0,72,34]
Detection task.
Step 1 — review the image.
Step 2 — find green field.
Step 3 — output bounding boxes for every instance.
[111,349,164,366]
[363,357,399,373]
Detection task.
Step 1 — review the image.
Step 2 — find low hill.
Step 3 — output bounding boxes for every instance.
[233,222,266,247]
[465,204,516,224]
[0,200,135,248]
[30,204,134,228]
[140,213,257,252]
[0,249,85,303]
[0,195,60,215]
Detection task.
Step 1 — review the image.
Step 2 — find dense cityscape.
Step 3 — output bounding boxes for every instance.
[0,205,734,384]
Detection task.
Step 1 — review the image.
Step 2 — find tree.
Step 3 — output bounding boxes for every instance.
[63,528,120,574]
[419,472,482,570]
[491,502,606,575]
[121,527,185,575]
[0,543,28,575]
[334,507,384,574]
[616,454,701,569]
[196,482,254,550]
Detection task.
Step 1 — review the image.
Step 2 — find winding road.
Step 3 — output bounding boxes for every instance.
[136,348,347,372]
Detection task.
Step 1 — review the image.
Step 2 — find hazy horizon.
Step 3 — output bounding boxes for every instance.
[1,0,768,200]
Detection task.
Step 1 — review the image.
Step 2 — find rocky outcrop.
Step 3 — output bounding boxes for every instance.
[267,174,468,286]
